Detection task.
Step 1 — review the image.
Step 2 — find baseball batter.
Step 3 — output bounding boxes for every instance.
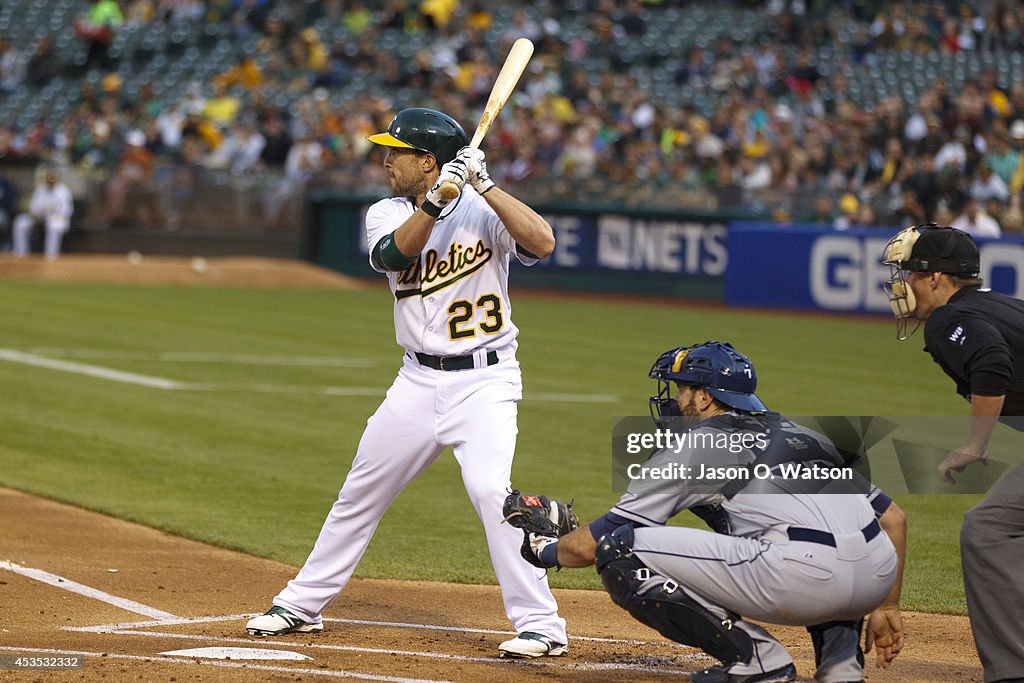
[247,107,567,658]
[507,342,906,683]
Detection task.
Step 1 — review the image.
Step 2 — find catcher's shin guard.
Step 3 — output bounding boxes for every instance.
[595,526,754,666]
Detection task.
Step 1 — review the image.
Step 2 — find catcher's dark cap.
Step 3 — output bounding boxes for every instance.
[909,225,980,276]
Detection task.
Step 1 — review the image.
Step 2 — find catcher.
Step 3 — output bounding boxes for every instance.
[504,341,906,683]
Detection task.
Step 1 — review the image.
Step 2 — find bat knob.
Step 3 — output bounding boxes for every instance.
[439,182,461,201]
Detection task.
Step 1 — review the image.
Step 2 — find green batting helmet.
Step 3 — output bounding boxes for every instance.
[367,108,469,166]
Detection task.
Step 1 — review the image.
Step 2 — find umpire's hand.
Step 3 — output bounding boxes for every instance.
[938,446,988,485]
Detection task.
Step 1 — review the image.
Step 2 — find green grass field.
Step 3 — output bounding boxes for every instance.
[0,280,988,613]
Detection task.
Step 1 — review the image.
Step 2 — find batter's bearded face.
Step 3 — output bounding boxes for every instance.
[383,148,434,197]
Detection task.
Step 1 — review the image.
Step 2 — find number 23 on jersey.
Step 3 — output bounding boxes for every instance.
[448,293,504,340]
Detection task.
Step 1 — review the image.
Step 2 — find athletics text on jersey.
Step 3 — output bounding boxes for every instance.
[365,191,537,356]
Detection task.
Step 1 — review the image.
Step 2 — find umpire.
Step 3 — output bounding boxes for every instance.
[883,223,1024,682]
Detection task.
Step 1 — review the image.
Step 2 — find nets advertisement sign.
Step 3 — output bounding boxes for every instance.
[533,214,727,277]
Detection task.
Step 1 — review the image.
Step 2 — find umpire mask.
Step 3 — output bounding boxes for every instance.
[882,224,980,340]
[881,227,921,341]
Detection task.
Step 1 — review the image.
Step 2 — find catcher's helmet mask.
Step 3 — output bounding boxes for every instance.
[881,223,980,340]
[366,108,469,166]
[648,341,767,425]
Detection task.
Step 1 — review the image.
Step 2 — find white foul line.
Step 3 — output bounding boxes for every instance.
[0,348,618,403]
[0,561,178,621]
[28,348,377,367]
[0,349,183,389]
[0,647,450,683]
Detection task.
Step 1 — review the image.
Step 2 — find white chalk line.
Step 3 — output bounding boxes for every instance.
[0,348,618,403]
[65,614,260,633]
[182,383,619,403]
[103,631,697,676]
[529,392,619,403]
[67,614,682,648]
[26,569,696,676]
[0,560,178,621]
[0,647,449,683]
[0,349,183,389]
[323,617,677,646]
[28,348,378,368]
[185,382,386,397]
[19,557,692,668]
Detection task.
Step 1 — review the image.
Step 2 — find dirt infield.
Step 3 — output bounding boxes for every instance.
[0,488,982,682]
[0,254,363,289]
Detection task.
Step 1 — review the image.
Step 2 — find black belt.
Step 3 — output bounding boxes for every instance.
[787,519,881,548]
[414,350,498,371]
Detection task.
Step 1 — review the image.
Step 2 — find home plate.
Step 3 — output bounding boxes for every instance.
[159,647,312,661]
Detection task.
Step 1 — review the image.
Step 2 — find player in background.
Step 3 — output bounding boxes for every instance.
[883,224,1024,682]
[508,342,905,683]
[12,167,74,260]
[246,107,568,658]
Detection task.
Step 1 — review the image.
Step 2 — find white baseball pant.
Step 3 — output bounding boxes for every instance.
[274,352,566,642]
[12,214,68,260]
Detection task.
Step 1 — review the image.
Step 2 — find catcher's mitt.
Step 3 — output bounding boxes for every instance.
[502,490,579,537]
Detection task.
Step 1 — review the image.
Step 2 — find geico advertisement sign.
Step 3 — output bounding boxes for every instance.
[810,235,1024,311]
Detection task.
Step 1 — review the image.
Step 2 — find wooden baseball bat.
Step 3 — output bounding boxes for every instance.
[439,38,535,200]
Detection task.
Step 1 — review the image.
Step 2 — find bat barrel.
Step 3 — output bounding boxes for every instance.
[429,39,534,207]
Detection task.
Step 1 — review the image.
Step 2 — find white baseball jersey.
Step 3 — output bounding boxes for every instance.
[365,191,536,356]
[28,182,74,232]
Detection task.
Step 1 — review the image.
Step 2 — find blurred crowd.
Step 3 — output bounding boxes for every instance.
[2,0,1024,238]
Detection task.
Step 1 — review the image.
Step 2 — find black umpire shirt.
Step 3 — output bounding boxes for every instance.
[923,286,1024,416]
